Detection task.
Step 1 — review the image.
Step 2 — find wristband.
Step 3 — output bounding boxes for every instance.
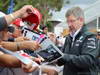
[16,42,20,51]
[10,14,15,19]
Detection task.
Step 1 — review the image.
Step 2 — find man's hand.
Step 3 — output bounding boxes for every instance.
[21,62,38,72]
[21,41,41,51]
[5,5,35,25]
[31,56,44,64]
[18,5,34,18]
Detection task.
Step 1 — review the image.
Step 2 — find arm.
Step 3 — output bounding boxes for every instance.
[8,37,30,42]
[0,51,38,72]
[0,5,34,31]
[0,41,40,51]
[0,51,21,67]
[58,35,99,68]
[5,5,34,25]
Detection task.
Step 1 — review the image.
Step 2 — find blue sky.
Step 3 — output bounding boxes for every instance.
[64,0,97,5]
[64,0,98,9]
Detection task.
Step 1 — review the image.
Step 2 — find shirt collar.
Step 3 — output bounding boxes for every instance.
[70,27,81,41]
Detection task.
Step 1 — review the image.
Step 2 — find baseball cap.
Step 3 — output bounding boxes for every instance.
[0,11,6,17]
[12,18,25,27]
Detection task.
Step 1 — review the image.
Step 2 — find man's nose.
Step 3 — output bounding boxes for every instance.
[68,23,72,27]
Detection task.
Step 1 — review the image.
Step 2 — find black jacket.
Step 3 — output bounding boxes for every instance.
[57,25,99,75]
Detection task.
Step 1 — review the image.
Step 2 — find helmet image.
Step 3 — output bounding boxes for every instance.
[22,8,42,30]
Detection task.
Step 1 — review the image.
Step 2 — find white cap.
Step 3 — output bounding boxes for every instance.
[0,11,6,17]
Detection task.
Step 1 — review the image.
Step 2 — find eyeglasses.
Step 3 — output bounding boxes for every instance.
[67,18,79,23]
[67,19,78,23]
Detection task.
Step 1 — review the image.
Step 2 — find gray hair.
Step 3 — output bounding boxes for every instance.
[65,7,84,19]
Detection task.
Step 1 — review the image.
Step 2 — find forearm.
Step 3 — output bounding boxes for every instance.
[0,41,39,51]
[0,41,27,51]
[0,41,31,51]
[0,41,18,51]
[0,5,34,30]
[0,54,21,68]
[0,11,22,31]
[58,53,96,68]
[4,10,22,25]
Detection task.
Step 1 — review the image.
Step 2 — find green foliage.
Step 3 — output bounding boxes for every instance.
[46,21,54,31]
[0,0,9,13]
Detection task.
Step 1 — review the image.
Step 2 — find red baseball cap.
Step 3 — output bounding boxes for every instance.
[22,8,42,30]
[12,18,24,27]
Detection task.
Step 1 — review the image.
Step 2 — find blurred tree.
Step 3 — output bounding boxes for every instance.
[0,0,64,28]
[0,0,9,13]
